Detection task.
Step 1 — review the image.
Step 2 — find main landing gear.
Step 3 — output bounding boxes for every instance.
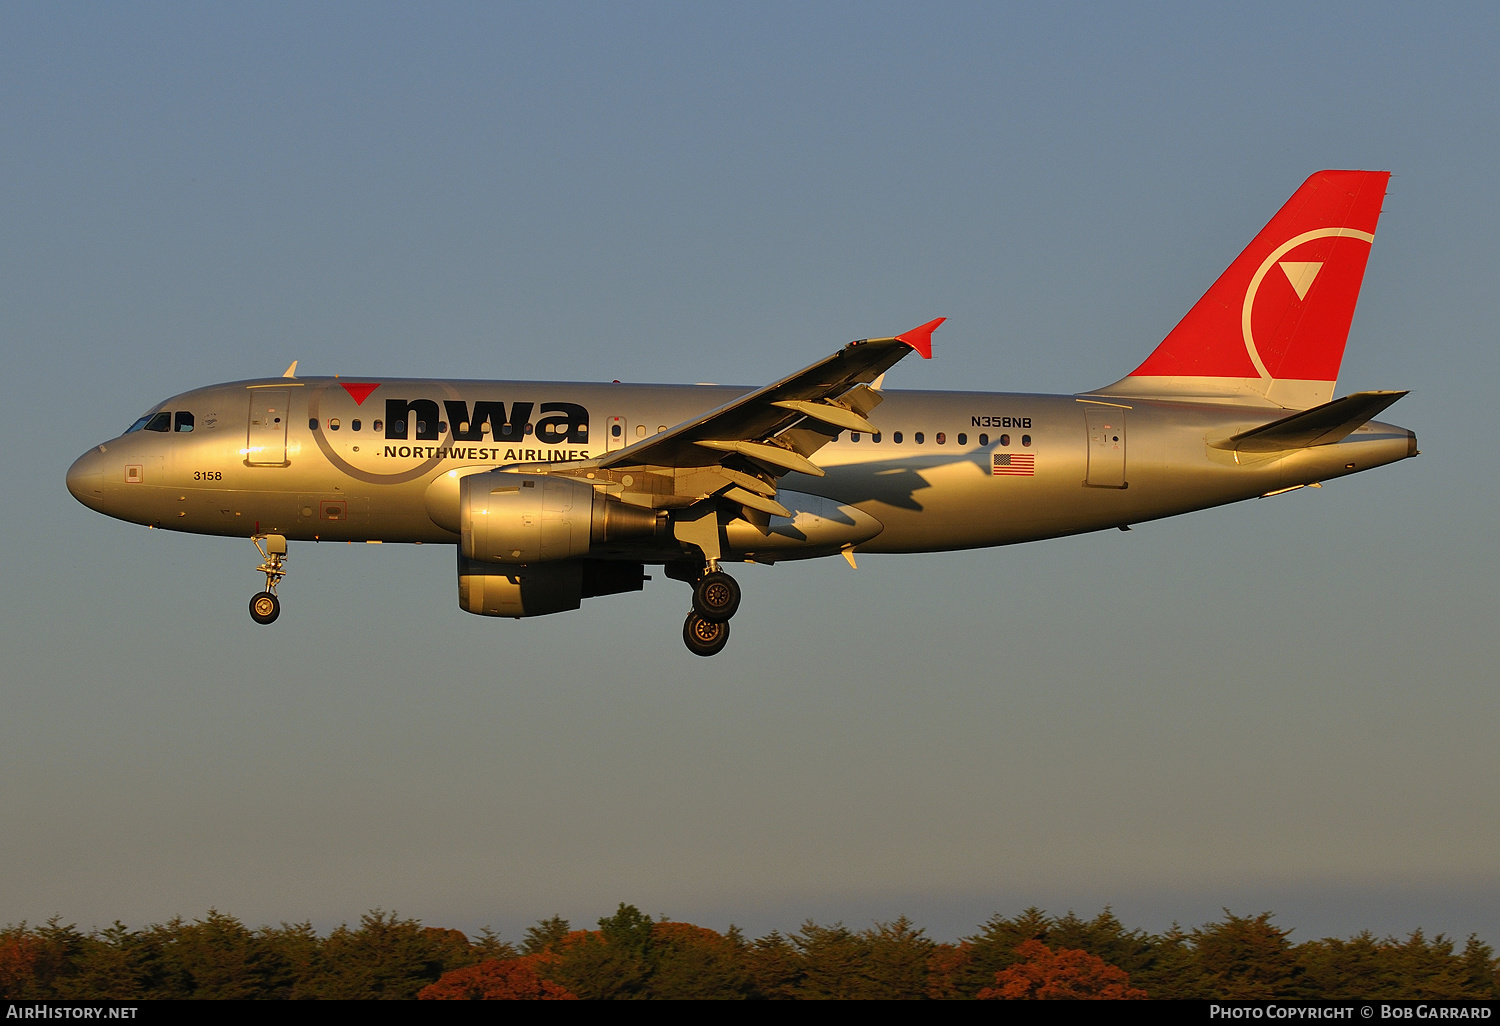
[249,534,287,625]
[679,564,742,657]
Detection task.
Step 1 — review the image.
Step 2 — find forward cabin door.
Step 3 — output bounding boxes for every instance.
[247,389,291,466]
[1085,407,1127,487]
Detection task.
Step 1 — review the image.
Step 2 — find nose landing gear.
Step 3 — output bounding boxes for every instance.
[250,534,287,625]
[679,561,741,656]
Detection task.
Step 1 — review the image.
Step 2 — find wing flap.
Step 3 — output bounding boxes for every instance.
[695,439,827,477]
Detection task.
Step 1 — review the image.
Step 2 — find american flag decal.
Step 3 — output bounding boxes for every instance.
[992,452,1036,476]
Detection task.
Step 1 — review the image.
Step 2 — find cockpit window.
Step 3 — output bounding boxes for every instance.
[144,412,171,432]
[125,415,152,434]
[174,411,194,432]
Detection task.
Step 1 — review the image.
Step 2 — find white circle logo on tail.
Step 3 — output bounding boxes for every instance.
[1241,227,1374,381]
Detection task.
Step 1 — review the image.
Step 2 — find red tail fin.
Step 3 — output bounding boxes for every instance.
[1093,170,1389,408]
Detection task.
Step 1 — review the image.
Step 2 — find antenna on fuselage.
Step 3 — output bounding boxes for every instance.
[282,361,299,379]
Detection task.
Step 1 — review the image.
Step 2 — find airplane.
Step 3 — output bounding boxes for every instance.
[66,169,1416,656]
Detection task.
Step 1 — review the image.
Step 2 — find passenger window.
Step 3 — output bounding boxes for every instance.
[958,433,967,445]
[872,432,882,443]
[851,432,860,442]
[525,424,534,435]
[636,424,646,438]
[1022,434,1032,447]
[893,431,903,444]
[936,432,945,444]
[329,418,341,431]
[417,421,428,435]
[979,433,988,446]
[373,420,383,432]
[657,425,666,434]
[914,432,924,444]
[1000,433,1010,446]
[174,412,194,433]
[438,422,448,433]
[145,412,171,432]
[309,418,318,430]
[611,424,622,437]
[352,419,361,431]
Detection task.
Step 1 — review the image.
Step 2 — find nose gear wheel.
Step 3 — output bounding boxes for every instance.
[250,592,281,624]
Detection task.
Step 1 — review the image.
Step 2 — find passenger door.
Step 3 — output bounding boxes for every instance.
[1085,407,1127,487]
[247,389,291,467]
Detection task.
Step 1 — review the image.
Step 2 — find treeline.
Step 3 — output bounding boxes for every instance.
[2,906,1496,1000]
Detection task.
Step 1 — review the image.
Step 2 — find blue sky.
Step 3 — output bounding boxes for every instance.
[2,2,1497,944]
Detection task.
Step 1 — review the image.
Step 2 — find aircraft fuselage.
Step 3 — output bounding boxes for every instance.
[67,376,1416,554]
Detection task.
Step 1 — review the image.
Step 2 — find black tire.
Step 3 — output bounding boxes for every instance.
[250,591,280,625]
[692,571,741,622]
[683,611,730,657]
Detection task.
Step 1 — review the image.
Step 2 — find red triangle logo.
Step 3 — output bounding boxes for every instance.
[340,382,380,406]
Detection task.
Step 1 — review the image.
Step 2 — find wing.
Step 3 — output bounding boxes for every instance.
[594,317,944,479]
[503,318,941,562]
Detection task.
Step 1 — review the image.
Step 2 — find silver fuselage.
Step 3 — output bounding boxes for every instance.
[66,376,1416,555]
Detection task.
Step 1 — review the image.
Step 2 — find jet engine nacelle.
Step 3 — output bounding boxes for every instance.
[459,470,660,564]
[457,556,650,617]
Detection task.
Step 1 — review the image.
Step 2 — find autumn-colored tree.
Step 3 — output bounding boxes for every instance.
[3,904,1495,1000]
[3,919,94,999]
[543,906,654,1000]
[531,907,752,999]
[977,940,1146,1000]
[950,907,1052,995]
[1048,908,1160,979]
[0,928,42,998]
[419,955,575,999]
[647,922,749,999]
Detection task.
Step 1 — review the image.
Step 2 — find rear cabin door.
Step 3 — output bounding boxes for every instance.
[1085,407,1127,488]
[247,389,291,466]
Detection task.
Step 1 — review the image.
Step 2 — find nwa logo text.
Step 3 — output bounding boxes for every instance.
[383,399,588,444]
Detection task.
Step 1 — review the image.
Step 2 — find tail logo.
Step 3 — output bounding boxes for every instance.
[1241,227,1374,381]
[1279,261,1322,300]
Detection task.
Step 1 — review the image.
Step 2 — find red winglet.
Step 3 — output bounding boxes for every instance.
[895,317,945,359]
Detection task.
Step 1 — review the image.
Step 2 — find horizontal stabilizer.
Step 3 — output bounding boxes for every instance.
[1211,390,1407,452]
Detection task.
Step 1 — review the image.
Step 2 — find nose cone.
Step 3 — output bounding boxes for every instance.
[67,447,109,510]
